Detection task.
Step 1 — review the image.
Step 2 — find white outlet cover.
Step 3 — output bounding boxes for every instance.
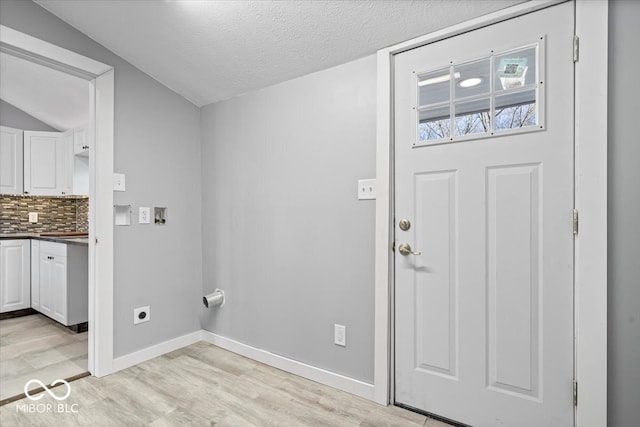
[28,212,38,223]
[133,306,150,325]
[357,179,376,200]
[139,207,151,224]
[113,173,126,192]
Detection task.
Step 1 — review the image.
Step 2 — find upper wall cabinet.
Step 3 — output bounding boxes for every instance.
[73,126,89,157]
[23,130,71,196]
[0,126,24,195]
[72,126,89,196]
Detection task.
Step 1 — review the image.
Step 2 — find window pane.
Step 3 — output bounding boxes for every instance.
[418,68,450,107]
[454,59,490,100]
[494,47,537,91]
[454,98,490,136]
[418,105,450,141]
[495,90,537,131]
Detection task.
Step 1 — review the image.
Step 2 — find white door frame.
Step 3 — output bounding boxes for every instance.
[373,1,607,426]
[0,25,116,377]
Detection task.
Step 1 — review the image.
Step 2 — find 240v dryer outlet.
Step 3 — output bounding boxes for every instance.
[134,306,150,324]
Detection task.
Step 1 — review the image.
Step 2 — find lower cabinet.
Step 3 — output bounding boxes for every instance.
[31,240,40,310]
[0,240,31,313]
[36,241,88,326]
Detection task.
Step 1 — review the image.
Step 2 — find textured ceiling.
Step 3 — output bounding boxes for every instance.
[0,52,89,131]
[34,0,526,107]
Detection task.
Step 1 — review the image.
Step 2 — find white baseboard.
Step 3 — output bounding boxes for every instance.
[200,330,375,401]
[110,329,376,403]
[112,330,203,372]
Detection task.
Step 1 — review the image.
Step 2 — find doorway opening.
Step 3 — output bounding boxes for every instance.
[0,24,115,400]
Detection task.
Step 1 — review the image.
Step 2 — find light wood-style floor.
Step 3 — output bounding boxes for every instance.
[1,341,453,426]
[0,314,88,401]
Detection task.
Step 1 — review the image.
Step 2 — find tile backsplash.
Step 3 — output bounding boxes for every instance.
[0,195,89,234]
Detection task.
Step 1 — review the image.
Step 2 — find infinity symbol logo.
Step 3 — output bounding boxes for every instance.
[24,379,71,401]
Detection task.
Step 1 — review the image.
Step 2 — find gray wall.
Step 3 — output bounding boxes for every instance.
[608,1,640,425]
[200,55,377,382]
[0,99,58,131]
[0,0,203,357]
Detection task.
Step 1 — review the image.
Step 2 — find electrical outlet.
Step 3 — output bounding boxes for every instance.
[334,324,346,347]
[133,306,150,325]
[139,207,150,224]
[28,212,38,223]
[357,179,376,200]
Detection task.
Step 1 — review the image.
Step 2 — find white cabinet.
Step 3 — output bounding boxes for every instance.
[72,126,89,195]
[0,126,24,195]
[38,241,87,326]
[73,155,89,196]
[23,130,70,196]
[72,128,89,196]
[73,126,89,157]
[63,130,74,196]
[39,247,67,324]
[31,240,40,310]
[9,127,86,196]
[38,248,54,317]
[0,240,31,313]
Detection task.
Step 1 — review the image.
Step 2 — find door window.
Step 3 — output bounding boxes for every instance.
[414,42,543,146]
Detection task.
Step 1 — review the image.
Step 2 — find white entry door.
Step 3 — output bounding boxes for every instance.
[394,3,575,426]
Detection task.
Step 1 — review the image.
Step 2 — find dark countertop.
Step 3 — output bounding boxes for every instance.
[0,233,89,247]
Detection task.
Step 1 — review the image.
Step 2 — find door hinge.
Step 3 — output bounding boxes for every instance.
[573,35,579,62]
[573,209,579,235]
[573,380,578,406]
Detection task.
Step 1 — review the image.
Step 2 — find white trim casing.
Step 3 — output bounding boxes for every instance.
[0,24,115,378]
[574,1,608,426]
[374,2,607,425]
[201,331,375,401]
[92,69,115,377]
[112,331,203,372]
[88,81,96,375]
[373,48,393,405]
[0,25,111,79]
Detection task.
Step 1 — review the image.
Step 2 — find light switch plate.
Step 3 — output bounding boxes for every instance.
[28,212,38,223]
[139,207,150,224]
[357,179,376,200]
[113,173,126,192]
[334,324,346,347]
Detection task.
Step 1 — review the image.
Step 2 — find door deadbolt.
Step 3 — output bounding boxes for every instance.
[399,219,411,231]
